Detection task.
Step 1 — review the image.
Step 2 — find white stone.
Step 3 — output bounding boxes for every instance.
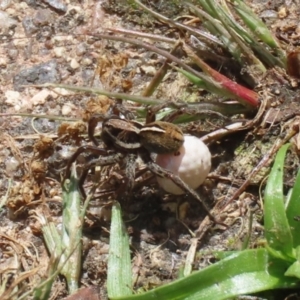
[5,90,21,105]
[5,156,20,177]
[70,58,80,69]
[0,10,17,29]
[140,65,156,76]
[30,89,52,105]
[0,57,8,67]
[81,57,92,66]
[61,103,76,115]
[53,47,65,58]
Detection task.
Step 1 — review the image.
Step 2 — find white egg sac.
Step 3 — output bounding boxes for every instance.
[156,135,211,195]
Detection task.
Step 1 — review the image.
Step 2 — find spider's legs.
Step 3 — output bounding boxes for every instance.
[161,104,232,123]
[139,149,222,225]
[88,114,107,146]
[112,103,135,120]
[124,153,137,193]
[77,168,90,199]
[145,101,186,123]
[64,145,119,198]
[113,153,138,201]
[76,152,124,198]
[64,145,110,182]
[77,152,137,201]
[147,102,242,124]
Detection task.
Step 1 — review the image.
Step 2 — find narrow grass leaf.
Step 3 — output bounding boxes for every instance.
[107,202,132,298]
[196,0,215,16]
[205,0,266,75]
[285,167,300,247]
[61,165,82,293]
[231,0,279,47]
[112,249,296,300]
[264,144,294,258]
[231,0,286,66]
[183,238,198,277]
[33,261,59,300]
[285,246,300,279]
[32,83,167,105]
[190,3,242,63]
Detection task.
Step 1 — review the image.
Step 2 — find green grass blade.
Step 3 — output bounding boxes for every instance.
[230,0,278,46]
[36,166,82,298]
[112,249,296,300]
[107,202,132,298]
[60,166,82,293]
[285,246,300,279]
[217,1,282,68]
[205,0,266,73]
[196,0,215,16]
[231,0,286,66]
[30,83,167,105]
[285,167,300,247]
[264,144,294,259]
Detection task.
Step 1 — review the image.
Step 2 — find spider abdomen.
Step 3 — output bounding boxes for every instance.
[139,121,184,154]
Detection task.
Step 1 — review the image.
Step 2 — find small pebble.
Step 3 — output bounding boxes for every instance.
[260,10,277,19]
[81,57,93,66]
[0,10,17,30]
[70,58,80,69]
[33,9,53,26]
[42,0,67,14]
[13,60,60,91]
[19,2,28,9]
[76,43,87,56]
[7,48,18,60]
[5,157,20,177]
[278,6,288,19]
[0,0,12,10]
[30,90,53,106]
[5,90,21,104]
[22,16,38,36]
[53,47,65,58]
[140,65,156,76]
[62,103,75,115]
[0,57,8,67]
[274,89,280,95]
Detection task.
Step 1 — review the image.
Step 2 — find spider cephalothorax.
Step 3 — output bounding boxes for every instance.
[89,114,184,154]
[64,113,220,224]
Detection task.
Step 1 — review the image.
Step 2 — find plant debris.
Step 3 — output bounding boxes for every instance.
[1,0,300,299]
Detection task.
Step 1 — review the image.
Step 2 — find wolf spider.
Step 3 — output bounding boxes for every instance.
[64,112,219,223]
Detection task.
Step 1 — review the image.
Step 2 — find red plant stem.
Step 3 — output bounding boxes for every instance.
[183,44,259,108]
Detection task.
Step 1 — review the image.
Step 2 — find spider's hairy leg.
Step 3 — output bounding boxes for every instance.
[77,168,90,199]
[161,105,231,123]
[76,152,124,198]
[139,149,222,225]
[112,103,135,120]
[64,145,109,181]
[88,113,107,146]
[116,153,138,201]
[124,153,137,192]
[145,101,186,123]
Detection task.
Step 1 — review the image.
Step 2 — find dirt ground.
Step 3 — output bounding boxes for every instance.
[1,0,300,299]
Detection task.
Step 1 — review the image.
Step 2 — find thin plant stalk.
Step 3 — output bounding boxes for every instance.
[142,41,181,97]
[133,0,223,47]
[183,43,259,108]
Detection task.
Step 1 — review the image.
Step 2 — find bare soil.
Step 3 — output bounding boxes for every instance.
[1,0,300,299]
